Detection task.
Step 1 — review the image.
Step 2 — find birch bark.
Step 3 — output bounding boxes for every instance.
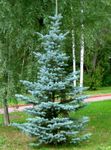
[80,23,84,88]
[71,5,76,87]
[72,29,76,87]
[80,7,85,88]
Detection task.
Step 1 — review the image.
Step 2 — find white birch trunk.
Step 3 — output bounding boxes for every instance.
[71,5,76,87]
[55,0,58,15]
[80,23,84,88]
[72,29,76,87]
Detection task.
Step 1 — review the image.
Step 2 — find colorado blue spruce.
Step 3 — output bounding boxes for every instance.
[14,14,90,146]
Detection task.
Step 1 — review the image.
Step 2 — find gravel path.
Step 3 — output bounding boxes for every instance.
[0,94,111,114]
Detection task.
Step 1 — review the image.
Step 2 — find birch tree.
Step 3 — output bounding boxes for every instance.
[71,5,76,87]
[80,23,85,88]
[80,0,85,88]
[72,30,76,87]
[55,0,58,15]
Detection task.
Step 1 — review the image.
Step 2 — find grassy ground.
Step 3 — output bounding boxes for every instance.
[0,100,111,150]
[84,86,111,95]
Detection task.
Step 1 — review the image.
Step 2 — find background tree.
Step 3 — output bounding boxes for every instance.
[58,0,111,89]
[0,0,55,125]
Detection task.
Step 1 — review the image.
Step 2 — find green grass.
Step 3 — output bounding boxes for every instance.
[85,86,111,95]
[1,100,111,150]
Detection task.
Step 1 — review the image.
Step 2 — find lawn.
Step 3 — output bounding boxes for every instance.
[0,100,111,150]
[84,86,111,95]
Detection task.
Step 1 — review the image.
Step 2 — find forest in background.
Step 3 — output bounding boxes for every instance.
[0,0,111,102]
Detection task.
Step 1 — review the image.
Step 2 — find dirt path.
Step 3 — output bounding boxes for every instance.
[0,104,33,114]
[0,94,111,114]
[84,94,111,102]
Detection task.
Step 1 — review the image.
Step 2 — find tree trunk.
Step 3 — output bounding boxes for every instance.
[80,24,84,88]
[21,50,26,78]
[80,4,85,88]
[55,0,58,15]
[92,52,98,71]
[72,29,76,87]
[3,98,10,126]
[71,5,76,87]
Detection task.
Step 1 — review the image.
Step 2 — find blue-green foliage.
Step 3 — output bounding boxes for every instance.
[14,14,90,146]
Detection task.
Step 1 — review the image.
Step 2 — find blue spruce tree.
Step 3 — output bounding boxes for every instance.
[14,14,90,146]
